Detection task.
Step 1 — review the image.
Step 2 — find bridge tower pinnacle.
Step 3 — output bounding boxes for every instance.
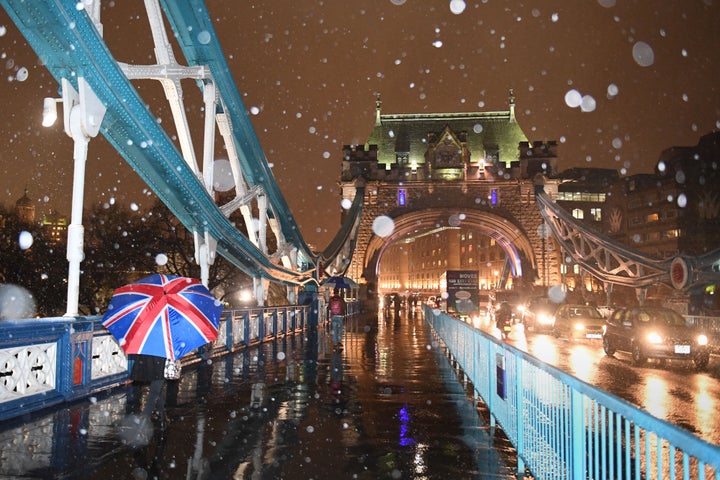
[509,88,516,122]
[375,92,382,126]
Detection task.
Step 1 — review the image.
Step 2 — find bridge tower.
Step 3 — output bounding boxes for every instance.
[340,92,563,298]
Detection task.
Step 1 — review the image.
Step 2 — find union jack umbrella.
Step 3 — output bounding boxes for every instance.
[102,274,223,360]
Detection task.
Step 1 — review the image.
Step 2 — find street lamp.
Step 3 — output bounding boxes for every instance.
[42,97,60,127]
[43,78,106,317]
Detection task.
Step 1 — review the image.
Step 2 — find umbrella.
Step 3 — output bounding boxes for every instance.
[321,275,358,289]
[102,274,223,360]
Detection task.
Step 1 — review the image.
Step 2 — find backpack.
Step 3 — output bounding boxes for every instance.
[329,296,344,315]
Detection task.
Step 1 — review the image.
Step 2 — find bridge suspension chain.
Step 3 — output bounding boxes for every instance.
[536,189,720,292]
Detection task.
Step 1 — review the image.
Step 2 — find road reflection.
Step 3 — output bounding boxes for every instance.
[642,374,671,420]
[525,334,559,366]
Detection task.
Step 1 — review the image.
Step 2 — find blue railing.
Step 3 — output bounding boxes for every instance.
[424,306,720,480]
[0,304,315,422]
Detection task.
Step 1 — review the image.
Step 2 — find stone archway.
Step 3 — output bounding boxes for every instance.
[362,207,537,289]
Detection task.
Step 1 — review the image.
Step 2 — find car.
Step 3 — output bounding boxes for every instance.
[552,304,605,339]
[522,296,557,332]
[478,292,492,314]
[596,305,615,318]
[602,306,710,370]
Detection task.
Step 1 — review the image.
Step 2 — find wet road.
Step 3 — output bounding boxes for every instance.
[1,309,522,479]
[504,325,720,447]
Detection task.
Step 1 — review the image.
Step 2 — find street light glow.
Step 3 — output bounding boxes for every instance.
[42,97,59,127]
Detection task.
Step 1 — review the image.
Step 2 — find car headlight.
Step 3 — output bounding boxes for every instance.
[647,332,663,344]
[573,323,586,331]
[517,305,526,314]
[538,313,552,325]
[697,334,708,346]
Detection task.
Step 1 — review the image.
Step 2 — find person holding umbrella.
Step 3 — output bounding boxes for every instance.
[328,287,347,350]
[103,274,223,442]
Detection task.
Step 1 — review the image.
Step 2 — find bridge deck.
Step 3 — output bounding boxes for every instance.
[0,308,523,479]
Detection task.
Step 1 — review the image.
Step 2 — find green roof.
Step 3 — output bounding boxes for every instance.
[366,103,528,167]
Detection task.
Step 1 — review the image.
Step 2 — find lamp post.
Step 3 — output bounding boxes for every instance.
[43,78,106,317]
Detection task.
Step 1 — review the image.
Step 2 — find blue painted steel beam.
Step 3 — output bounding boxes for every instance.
[320,187,365,268]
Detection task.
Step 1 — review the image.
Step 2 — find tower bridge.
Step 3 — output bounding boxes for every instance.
[340,96,720,308]
[341,94,562,296]
[2,3,720,478]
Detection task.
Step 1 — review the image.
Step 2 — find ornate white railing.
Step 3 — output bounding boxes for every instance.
[0,342,57,403]
[0,303,315,422]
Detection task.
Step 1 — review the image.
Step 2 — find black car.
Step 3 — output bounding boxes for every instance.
[602,306,710,369]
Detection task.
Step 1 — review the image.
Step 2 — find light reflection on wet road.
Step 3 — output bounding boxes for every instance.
[1,309,523,479]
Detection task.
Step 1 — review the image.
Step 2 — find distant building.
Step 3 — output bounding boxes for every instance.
[458,230,508,290]
[603,131,720,310]
[14,188,35,225]
[7,189,68,244]
[604,132,720,259]
[555,168,619,228]
[41,209,69,245]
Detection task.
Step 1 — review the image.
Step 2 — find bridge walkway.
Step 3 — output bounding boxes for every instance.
[0,308,525,479]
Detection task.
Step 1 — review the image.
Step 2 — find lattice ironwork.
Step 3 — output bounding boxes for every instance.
[536,190,720,291]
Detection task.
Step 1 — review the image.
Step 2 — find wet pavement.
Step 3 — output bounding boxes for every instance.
[0,308,523,479]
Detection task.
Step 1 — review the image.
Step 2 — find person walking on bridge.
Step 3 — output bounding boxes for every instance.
[329,288,347,350]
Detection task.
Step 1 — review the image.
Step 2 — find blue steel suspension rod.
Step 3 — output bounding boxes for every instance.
[159,0,317,264]
[320,187,366,272]
[1,0,309,284]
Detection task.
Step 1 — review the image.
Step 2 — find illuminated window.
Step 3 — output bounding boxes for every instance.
[590,208,602,221]
[397,189,406,206]
[572,208,584,219]
[645,213,659,223]
[556,192,607,202]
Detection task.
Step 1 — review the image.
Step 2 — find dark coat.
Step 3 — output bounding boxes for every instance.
[129,354,166,383]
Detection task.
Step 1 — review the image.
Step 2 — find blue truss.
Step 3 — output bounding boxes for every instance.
[2,0,361,285]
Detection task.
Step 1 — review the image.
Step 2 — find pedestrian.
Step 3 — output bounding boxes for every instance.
[128,354,180,427]
[329,288,347,350]
[120,353,179,448]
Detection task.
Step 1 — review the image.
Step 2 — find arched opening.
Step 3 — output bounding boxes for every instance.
[362,208,537,295]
